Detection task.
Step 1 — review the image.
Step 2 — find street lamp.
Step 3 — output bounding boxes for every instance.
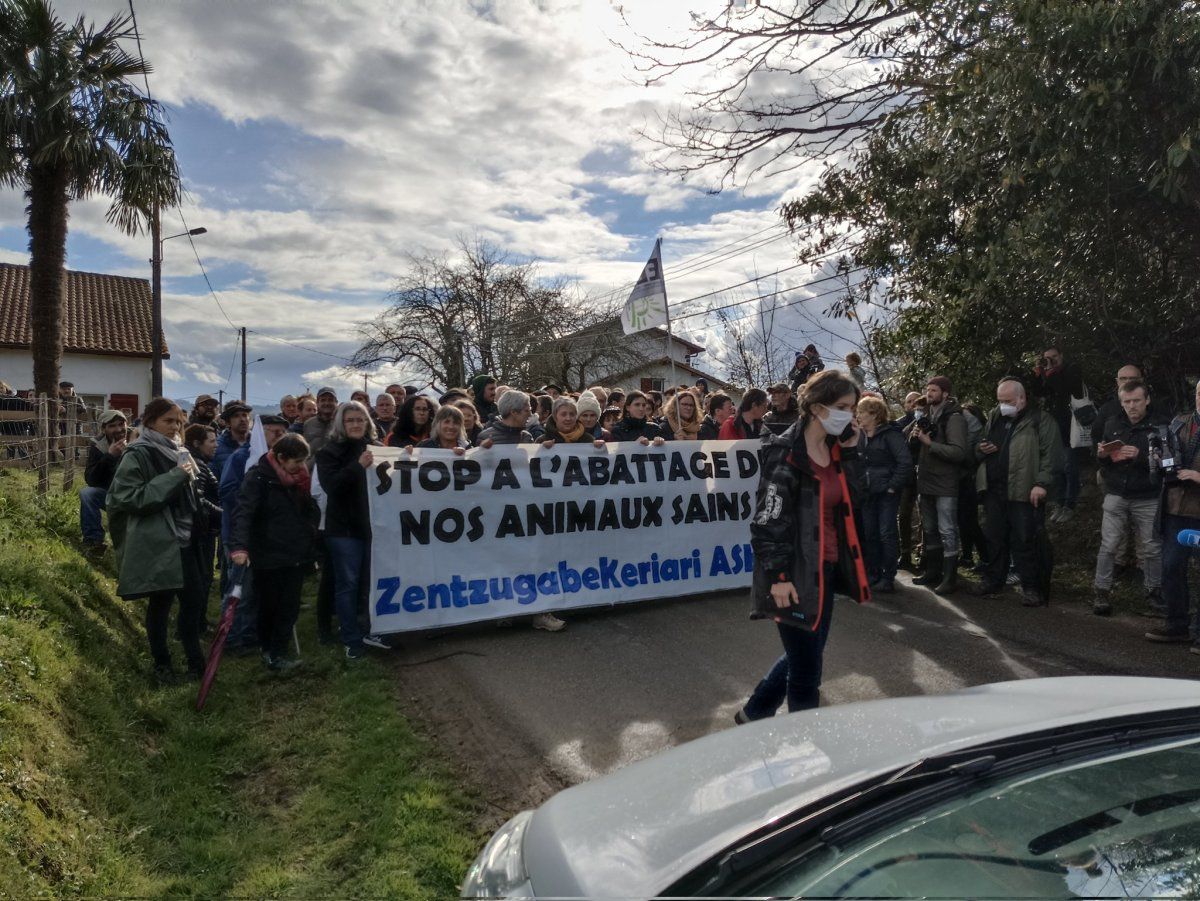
[150,223,207,398]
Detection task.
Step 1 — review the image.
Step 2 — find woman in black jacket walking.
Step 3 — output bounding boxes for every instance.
[608,390,666,445]
[736,370,869,721]
[317,401,388,659]
[229,433,319,669]
[856,396,914,592]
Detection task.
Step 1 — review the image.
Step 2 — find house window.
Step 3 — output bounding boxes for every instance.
[640,377,664,393]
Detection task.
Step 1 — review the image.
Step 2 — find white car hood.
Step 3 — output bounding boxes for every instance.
[522,676,1200,898]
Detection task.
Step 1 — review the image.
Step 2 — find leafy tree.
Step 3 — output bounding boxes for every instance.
[633,1,1200,407]
[0,0,180,401]
[784,0,1200,405]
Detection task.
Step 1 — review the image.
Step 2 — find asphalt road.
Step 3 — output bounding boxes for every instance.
[389,575,1198,816]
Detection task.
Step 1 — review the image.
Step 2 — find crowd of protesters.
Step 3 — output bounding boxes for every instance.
[58,344,1200,692]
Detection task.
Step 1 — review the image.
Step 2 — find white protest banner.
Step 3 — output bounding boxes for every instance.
[365,440,761,633]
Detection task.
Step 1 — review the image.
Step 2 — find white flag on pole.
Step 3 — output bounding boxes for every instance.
[621,239,668,335]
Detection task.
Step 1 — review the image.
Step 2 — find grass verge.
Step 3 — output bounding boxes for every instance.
[0,467,480,898]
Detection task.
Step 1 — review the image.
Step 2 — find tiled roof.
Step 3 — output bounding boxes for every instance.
[603,356,733,389]
[0,262,168,358]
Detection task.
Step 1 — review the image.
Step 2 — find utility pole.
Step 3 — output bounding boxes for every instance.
[150,202,162,398]
[218,389,225,409]
[240,327,247,402]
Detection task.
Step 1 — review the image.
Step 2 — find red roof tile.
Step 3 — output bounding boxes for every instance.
[0,262,168,358]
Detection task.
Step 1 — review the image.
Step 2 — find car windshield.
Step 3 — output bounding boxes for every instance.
[749,737,1200,899]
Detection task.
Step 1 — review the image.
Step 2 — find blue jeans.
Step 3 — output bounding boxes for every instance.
[220,560,257,649]
[743,565,836,717]
[1162,514,1200,637]
[326,536,367,648]
[919,493,960,556]
[79,486,107,543]
[862,491,901,583]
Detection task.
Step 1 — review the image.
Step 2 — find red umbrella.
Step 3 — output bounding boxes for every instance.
[196,573,245,711]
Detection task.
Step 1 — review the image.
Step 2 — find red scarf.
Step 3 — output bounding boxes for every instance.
[267,450,311,493]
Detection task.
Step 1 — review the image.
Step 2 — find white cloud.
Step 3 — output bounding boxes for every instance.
[6,1,864,399]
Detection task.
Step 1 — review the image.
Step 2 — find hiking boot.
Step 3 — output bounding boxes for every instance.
[934,556,959,594]
[1091,590,1113,617]
[83,539,107,554]
[1021,589,1047,608]
[532,612,566,632]
[1141,589,1167,619]
[362,633,393,650]
[1144,627,1191,644]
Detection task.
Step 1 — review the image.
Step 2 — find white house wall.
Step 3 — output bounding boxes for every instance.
[0,350,151,408]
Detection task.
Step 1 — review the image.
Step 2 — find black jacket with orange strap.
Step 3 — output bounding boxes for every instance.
[750,419,871,631]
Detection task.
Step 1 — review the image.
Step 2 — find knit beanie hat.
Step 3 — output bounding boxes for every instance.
[926,375,952,394]
[576,392,602,417]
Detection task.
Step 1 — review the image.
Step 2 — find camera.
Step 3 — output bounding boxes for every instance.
[1149,427,1178,476]
[912,416,934,436]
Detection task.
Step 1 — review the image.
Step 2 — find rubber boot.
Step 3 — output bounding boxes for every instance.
[934,555,959,594]
[912,549,943,586]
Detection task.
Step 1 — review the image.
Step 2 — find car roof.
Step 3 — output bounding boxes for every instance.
[522,677,1200,898]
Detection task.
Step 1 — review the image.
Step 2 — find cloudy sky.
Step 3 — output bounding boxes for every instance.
[0,0,862,407]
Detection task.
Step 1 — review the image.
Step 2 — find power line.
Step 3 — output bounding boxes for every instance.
[247,329,354,363]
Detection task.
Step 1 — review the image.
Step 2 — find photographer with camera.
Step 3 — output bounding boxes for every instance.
[1091,380,1170,617]
[1145,378,1200,652]
[910,376,969,594]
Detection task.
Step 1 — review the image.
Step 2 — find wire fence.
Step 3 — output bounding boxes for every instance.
[0,394,109,499]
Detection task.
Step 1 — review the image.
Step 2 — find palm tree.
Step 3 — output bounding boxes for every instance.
[0,0,180,401]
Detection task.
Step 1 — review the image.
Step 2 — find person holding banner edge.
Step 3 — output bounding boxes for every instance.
[317,401,393,659]
[736,370,870,722]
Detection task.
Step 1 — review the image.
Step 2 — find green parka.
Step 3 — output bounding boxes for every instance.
[107,444,193,598]
[974,407,1063,502]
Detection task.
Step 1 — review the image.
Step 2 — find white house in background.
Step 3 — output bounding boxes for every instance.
[0,263,165,416]
[553,316,739,400]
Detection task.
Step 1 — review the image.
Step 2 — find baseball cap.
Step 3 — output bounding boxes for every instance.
[223,401,253,417]
[195,394,217,406]
[316,386,338,398]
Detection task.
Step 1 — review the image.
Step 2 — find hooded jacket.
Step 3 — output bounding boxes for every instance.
[862,421,914,494]
[916,397,969,497]
[107,443,196,598]
[470,375,499,423]
[750,420,870,630]
[697,415,721,441]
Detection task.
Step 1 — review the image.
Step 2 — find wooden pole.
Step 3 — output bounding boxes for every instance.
[37,393,49,500]
[62,399,76,491]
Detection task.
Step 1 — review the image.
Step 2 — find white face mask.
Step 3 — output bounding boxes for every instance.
[819,407,854,436]
[999,403,1019,418]
[913,410,925,420]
